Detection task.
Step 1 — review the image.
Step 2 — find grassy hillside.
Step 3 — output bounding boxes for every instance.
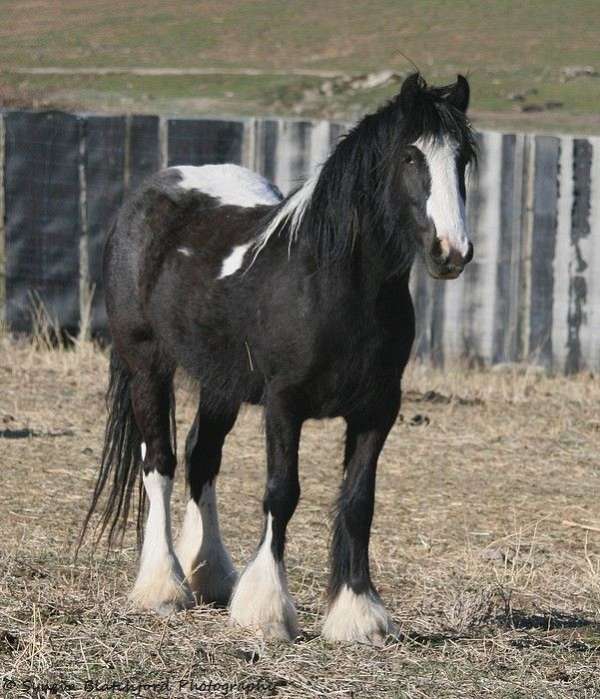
[1,0,599,132]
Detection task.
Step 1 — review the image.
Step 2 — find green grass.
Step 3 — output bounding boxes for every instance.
[1,1,599,131]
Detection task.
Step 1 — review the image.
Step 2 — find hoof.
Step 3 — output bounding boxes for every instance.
[229,594,299,642]
[187,555,238,607]
[176,495,237,606]
[322,586,397,646]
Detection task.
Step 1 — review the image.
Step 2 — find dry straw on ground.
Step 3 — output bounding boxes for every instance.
[1,334,599,697]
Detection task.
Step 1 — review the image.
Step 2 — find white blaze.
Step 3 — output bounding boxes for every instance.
[414,135,470,256]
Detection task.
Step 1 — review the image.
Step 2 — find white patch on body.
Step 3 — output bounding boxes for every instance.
[414,135,470,257]
[172,164,282,208]
[176,484,237,605]
[218,242,253,279]
[129,471,193,614]
[140,442,147,461]
[322,585,397,645]
[228,514,298,641]
[177,246,193,257]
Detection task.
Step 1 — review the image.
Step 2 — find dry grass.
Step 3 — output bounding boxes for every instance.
[1,335,600,697]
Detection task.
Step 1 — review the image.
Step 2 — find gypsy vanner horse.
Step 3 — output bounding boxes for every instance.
[82,73,476,645]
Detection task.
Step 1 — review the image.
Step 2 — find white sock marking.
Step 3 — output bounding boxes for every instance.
[176,485,236,604]
[130,471,192,612]
[218,242,253,279]
[322,585,395,644]
[229,513,298,640]
[414,135,470,256]
[140,442,147,461]
[172,164,282,208]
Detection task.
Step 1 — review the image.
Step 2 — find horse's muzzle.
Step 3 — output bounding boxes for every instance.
[425,240,473,280]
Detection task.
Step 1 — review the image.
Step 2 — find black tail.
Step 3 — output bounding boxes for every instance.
[79,350,145,551]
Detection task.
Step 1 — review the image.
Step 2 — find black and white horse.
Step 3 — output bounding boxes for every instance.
[83,73,476,645]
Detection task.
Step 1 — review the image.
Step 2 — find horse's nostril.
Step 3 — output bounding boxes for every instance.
[430,237,444,261]
[464,241,474,265]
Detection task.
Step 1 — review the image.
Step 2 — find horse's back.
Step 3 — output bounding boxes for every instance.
[104,164,281,365]
[166,164,282,207]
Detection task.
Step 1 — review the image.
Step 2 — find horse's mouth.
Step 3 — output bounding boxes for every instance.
[427,266,463,280]
[423,255,465,280]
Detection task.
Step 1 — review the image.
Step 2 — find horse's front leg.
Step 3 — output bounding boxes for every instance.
[229,389,302,641]
[322,391,400,645]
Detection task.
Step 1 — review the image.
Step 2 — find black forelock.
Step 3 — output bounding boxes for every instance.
[392,73,478,164]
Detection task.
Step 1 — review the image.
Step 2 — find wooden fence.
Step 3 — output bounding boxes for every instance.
[1,110,598,372]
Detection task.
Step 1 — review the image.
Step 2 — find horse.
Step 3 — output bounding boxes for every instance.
[82,72,476,645]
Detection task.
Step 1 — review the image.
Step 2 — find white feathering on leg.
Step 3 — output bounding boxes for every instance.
[129,471,193,614]
[176,483,237,605]
[322,585,397,645]
[228,514,299,641]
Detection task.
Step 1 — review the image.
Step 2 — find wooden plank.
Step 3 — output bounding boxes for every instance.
[460,131,496,365]
[329,122,348,151]
[430,276,445,367]
[308,120,331,175]
[587,137,600,370]
[128,115,160,192]
[565,138,592,372]
[84,115,126,336]
[529,136,560,367]
[493,134,527,363]
[4,110,81,333]
[273,120,311,195]
[247,118,278,183]
[410,258,433,361]
[551,136,574,372]
[167,118,244,167]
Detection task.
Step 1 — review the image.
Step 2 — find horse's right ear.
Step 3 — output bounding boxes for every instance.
[400,72,424,116]
[447,74,470,112]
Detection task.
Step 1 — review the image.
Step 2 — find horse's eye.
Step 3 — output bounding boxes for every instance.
[404,154,414,165]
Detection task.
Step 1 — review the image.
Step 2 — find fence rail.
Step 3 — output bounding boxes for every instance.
[1,109,599,372]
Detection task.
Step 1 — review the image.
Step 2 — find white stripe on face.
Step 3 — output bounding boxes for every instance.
[414,135,470,257]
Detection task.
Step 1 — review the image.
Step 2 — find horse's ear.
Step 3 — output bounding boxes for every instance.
[399,72,424,114]
[447,75,470,112]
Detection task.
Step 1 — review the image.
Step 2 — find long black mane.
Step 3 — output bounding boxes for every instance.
[260,73,477,274]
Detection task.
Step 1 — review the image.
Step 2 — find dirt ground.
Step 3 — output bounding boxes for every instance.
[1,336,600,697]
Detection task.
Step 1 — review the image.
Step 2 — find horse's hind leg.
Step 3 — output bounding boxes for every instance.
[129,367,194,614]
[176,400,239,606]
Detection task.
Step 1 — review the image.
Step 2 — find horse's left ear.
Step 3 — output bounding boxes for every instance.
[447,75,470,112]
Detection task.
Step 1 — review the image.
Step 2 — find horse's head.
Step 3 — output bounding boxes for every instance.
[390,73,476,279]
